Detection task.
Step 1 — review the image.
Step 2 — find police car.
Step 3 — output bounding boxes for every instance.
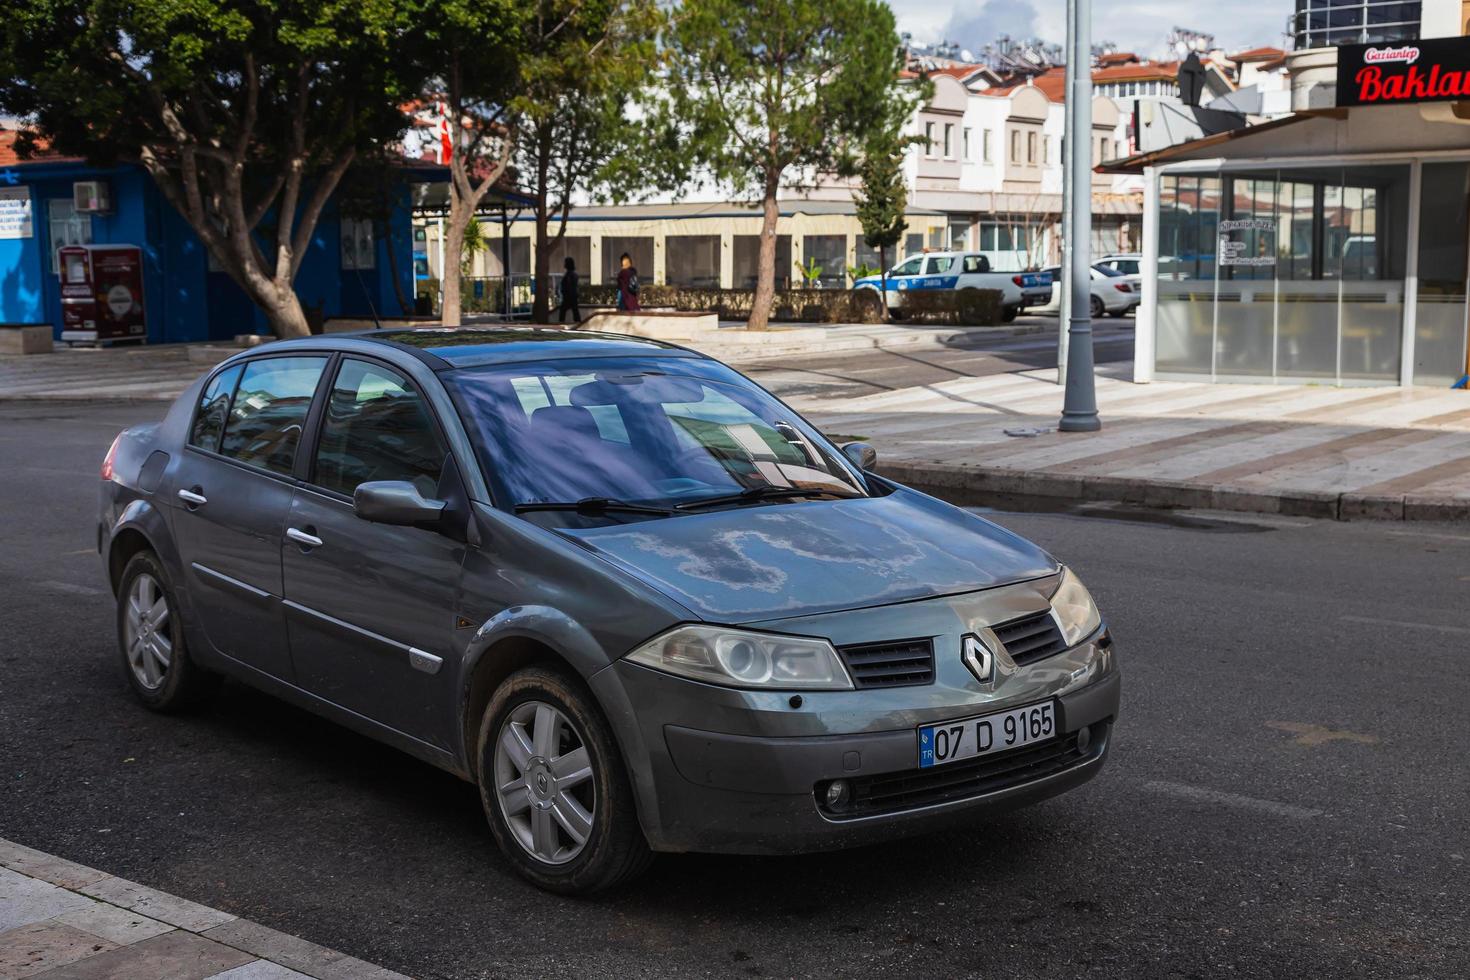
[854,252,1050,322]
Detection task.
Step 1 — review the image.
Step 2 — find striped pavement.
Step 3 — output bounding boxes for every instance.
[788,365,1470,521]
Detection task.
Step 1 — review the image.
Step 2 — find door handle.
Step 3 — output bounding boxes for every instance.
[177,488,208,507]
[286,527,323,548]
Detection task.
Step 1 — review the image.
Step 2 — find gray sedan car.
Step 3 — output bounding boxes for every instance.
[98,328,1120,894]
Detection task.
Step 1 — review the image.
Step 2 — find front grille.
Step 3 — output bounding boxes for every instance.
[993,610,1068,666]
[839,638,934,689]
[821,726,1105,819]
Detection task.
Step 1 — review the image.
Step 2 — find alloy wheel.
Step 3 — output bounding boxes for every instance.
[124,573,172,690]
[493,700,597,865]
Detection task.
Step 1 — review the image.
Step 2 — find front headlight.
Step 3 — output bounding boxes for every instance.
[1050,566,1102,647]
[626,625,854,691]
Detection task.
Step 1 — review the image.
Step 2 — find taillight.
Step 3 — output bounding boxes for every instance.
[101,433,122,480]
[1012,275,1025,287]
[1114,283,1132,292]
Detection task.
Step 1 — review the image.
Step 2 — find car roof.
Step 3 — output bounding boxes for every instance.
[242,326,706,371]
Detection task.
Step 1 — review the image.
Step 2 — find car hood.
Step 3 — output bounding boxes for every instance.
[556,488,1057,624]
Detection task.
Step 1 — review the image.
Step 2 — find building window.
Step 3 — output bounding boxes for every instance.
[1027,132,1037,164]
[943,123,954,159]
[665,235,721,287]
[1043,136,1051,164]
[1010,129,1020,164]
[924,122,936,157]
[340,217,376,270]
[963,127,972,161]
[47,199,91,274]
[983,129,993,163]
[1289,0,1422,50]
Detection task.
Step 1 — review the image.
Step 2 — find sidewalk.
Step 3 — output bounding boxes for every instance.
[786,364,1470,521]
[0,838,406,980]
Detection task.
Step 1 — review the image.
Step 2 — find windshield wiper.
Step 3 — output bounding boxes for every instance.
[675,485,858,511]
[515,497,675,517]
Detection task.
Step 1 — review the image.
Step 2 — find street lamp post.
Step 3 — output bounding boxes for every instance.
[1059,0,1102,432]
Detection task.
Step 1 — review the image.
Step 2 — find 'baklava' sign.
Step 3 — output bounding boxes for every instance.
[1337,36,1470,107]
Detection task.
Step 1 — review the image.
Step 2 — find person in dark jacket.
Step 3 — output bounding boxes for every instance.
[557,256,581,324]
[616,252,641,312]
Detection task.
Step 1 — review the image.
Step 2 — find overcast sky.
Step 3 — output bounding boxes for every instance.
[889,1,1290,60]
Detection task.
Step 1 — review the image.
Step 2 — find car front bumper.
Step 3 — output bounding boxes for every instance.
[590,625,1120,855]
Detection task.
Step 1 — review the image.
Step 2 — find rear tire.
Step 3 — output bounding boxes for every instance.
[477,666,652,894]
[1090,295,1106,318]
[1001,306,1019,323]
[115,551,219,712]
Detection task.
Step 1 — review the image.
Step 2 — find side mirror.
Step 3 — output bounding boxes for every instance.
[841,442,878,471]
[353,481,447,527]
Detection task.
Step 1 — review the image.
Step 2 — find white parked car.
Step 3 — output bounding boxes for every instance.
[1037,265,1139,318]
[1098,252,1192,281]
[854,252,1051,323]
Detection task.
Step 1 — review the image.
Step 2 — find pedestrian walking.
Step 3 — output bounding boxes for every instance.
[557,256,581,324]
[616,252,641,312]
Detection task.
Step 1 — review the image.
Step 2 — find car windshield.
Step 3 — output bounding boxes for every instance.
[444,356,866,515]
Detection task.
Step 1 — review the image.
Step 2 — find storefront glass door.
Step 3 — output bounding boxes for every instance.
[1155,164,1410,384]
[1414,163,1470,387]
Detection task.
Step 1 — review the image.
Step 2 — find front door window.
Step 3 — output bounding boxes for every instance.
[313,358,446,498]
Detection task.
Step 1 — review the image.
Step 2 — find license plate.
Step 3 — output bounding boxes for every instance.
[918,701,1056,768]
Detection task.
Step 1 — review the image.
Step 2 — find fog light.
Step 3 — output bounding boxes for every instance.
[1076,725,1092,753]
[824,779,850,808]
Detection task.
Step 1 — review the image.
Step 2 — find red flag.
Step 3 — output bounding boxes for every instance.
[437,101,452,165]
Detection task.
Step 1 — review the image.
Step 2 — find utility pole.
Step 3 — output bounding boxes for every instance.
[1059,0,1102,432]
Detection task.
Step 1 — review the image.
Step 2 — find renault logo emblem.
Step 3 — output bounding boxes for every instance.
[961,633,994,684]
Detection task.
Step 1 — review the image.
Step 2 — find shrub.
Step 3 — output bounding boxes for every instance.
[569,284,1003,326]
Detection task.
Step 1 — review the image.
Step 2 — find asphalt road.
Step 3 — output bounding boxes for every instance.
[3,386,1467,979]
[742,315,1135,401]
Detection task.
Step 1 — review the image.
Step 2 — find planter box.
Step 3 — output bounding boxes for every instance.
[0,325,53,355]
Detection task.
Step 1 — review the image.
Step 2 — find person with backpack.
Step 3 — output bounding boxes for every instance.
[557,256,581,324]
[616,252,641,312]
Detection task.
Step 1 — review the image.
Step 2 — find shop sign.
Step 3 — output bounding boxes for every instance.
[1218,217,1276,267]
[1337,36,1470,107]
[0,186,32,239]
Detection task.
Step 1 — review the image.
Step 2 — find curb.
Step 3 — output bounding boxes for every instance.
[878,460,1470,523]
[720,323,1045,363]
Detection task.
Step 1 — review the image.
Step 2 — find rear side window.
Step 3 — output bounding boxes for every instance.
[962,255,991,273]
[189,365,242,452]
[218,356,328,476]
[313,359,446,498]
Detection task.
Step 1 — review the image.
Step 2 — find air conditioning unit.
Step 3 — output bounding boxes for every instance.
[74,180,113,214]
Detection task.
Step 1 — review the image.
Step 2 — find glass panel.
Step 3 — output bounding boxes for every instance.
[313,359,446,498]
[1415,163,1470,386]
[801,235,847,288]
[665,235,721,287]
[1277,175,1337,379]
[1216,176,1277,377]
[1339,165,1408,381]
[189,365,243,452]
[219,357,328,475]
[733,235,791,289]
[1155,175,1217,376]
[543,236,590,279]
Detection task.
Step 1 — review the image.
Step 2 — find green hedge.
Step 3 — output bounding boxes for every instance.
[576,284,1004,325]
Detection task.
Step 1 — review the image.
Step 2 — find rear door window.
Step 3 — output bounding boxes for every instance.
[218,356,328,476]
[189,365,242,452]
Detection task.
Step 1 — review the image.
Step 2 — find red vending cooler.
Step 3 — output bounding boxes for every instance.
[59,244,148,344]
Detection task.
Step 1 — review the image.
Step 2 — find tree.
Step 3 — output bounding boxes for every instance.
[516,0,660,324]
[854,130,913,322]
[0,0,417,338]
[415,0,523,326]
[653,0,914,329]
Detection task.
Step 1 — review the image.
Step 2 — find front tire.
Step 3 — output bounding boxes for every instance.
[477,666,652,894]
[115,551,219,712]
